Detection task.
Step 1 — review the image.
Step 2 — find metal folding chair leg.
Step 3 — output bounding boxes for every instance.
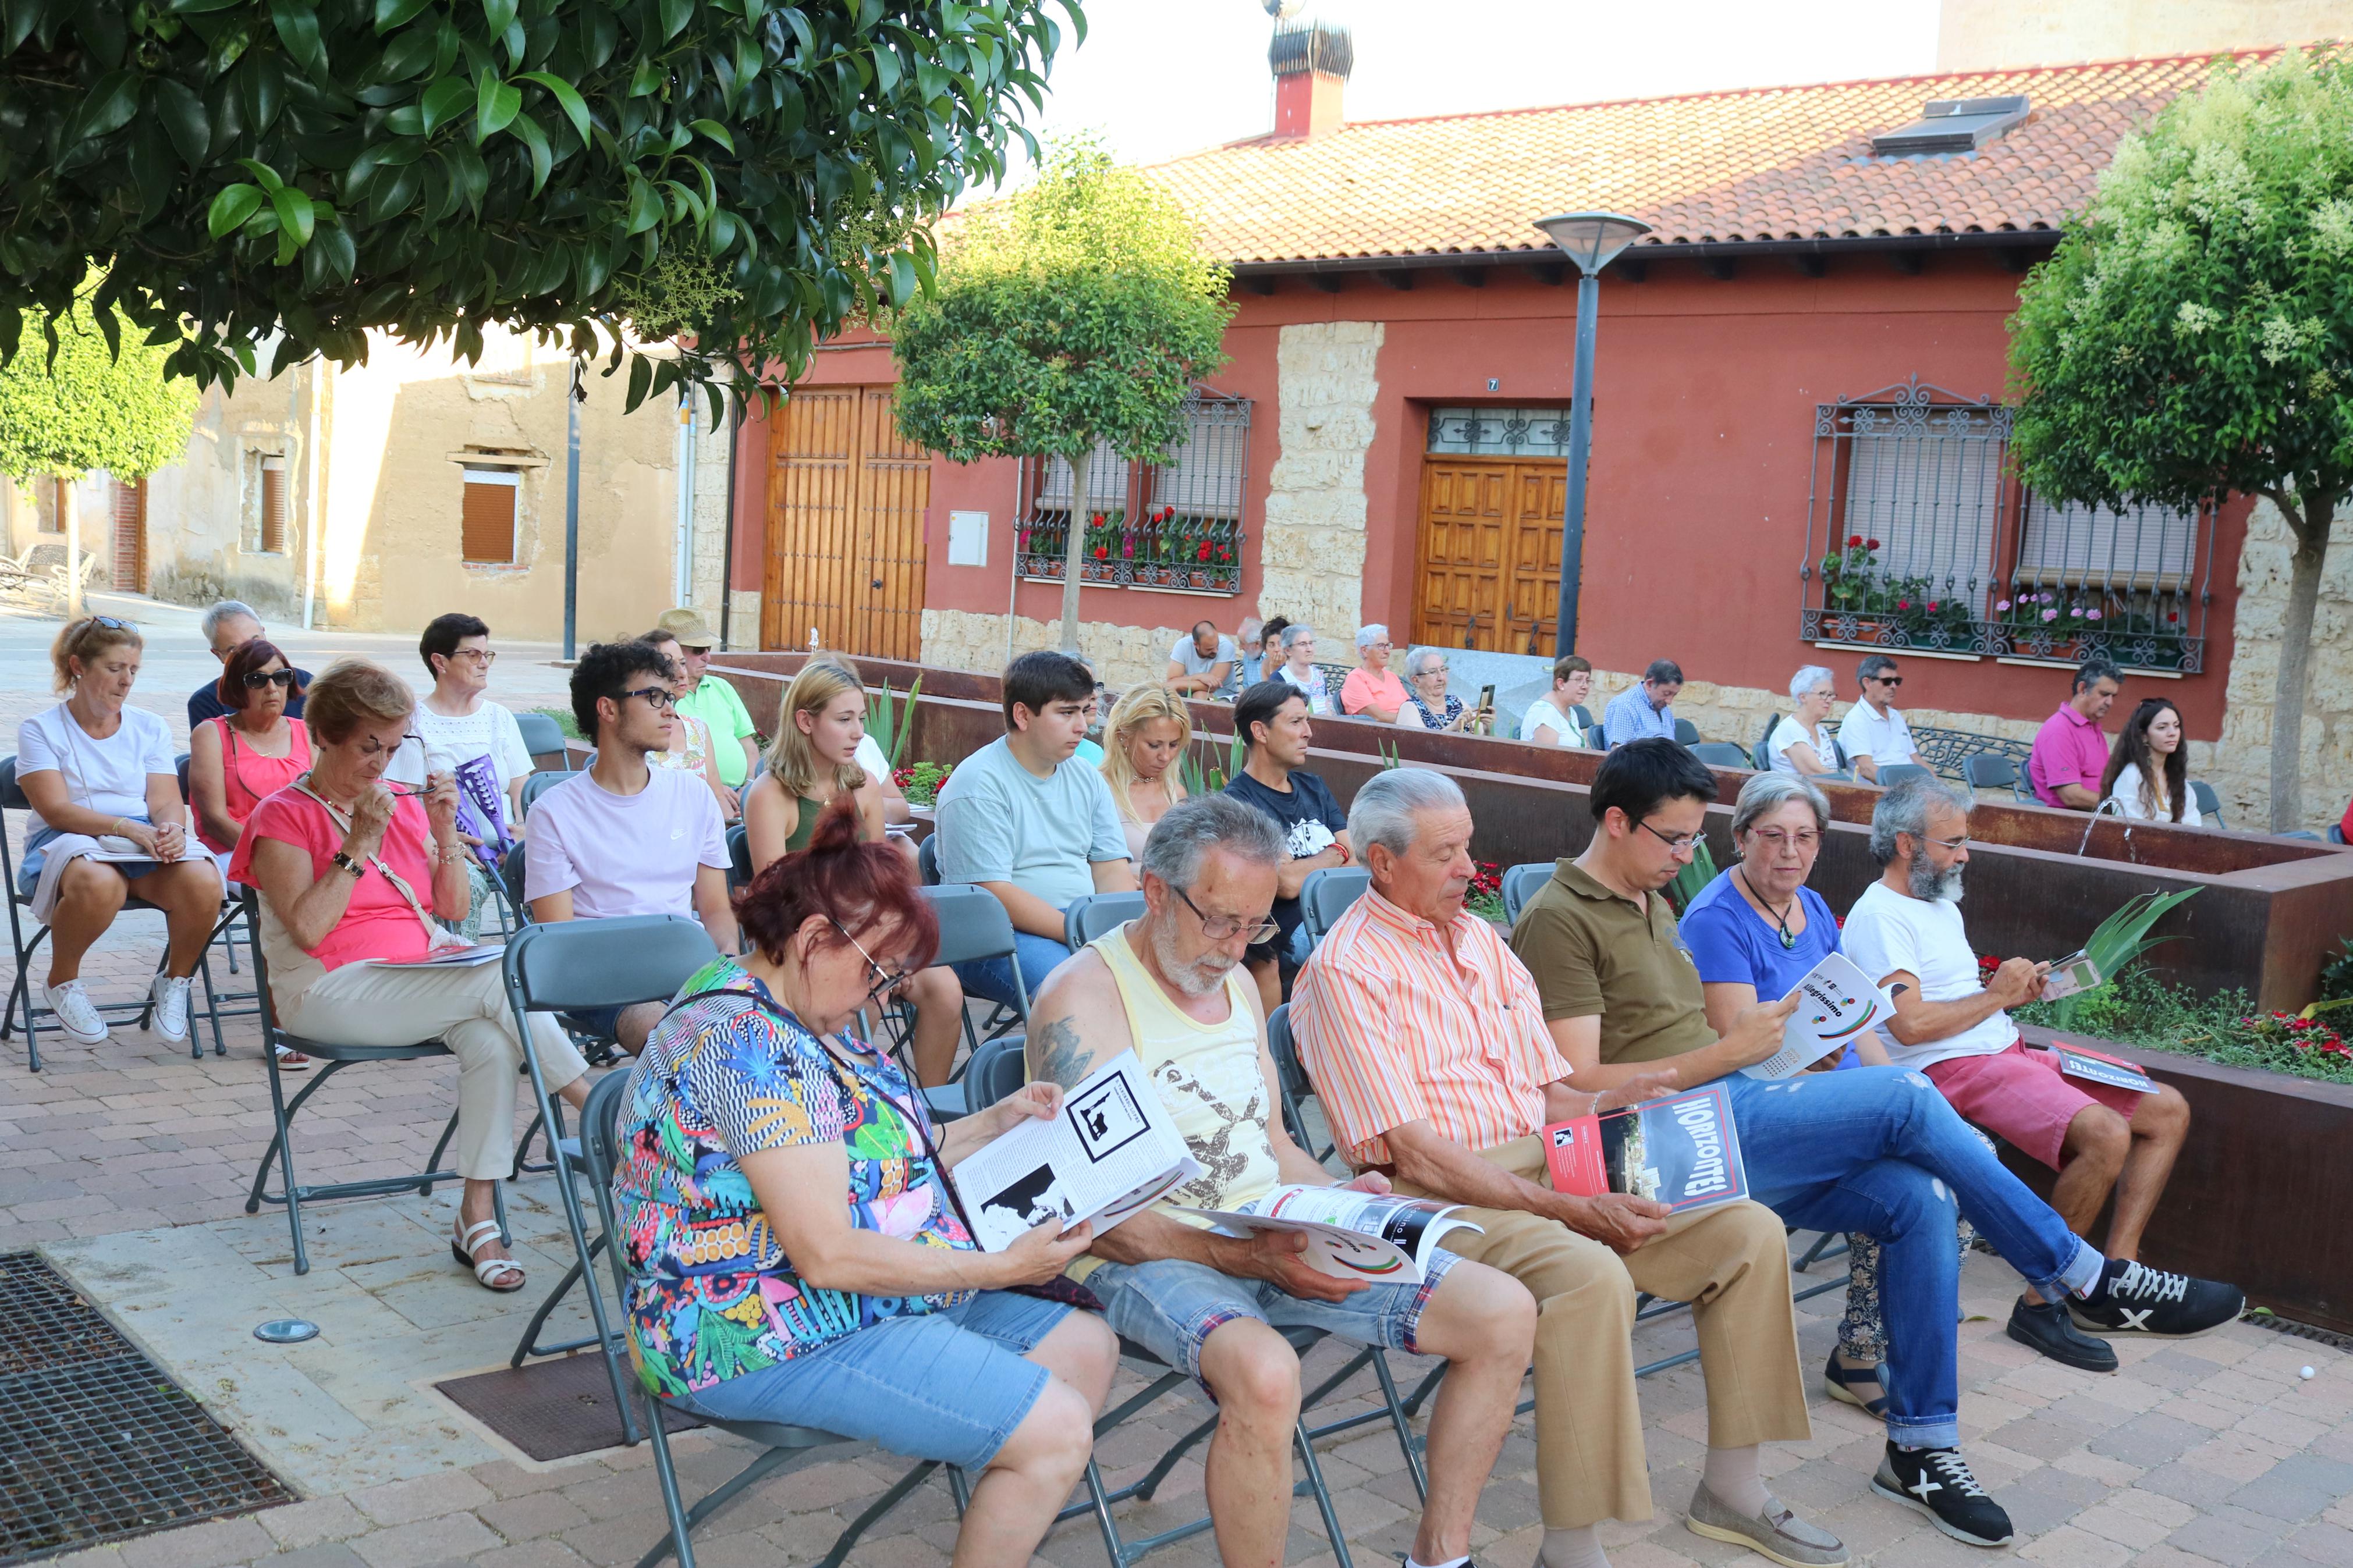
[245,1058,473,1275]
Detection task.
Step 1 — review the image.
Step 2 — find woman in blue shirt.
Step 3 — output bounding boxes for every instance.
[1678,773,1980,1428]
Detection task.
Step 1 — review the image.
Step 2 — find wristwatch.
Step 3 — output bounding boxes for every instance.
[331,851,365,880]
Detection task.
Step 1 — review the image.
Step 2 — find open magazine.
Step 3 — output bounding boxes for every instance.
[1543,1084,1748,1214]
[949,1050,1201,1251]
[1744,950,1897,1079]
[1173,1185,1481,1284]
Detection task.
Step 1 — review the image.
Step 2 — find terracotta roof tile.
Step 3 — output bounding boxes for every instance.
[1148,49,2292,263]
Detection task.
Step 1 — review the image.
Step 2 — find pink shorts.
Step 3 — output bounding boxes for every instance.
[1923,1039,2145,1171]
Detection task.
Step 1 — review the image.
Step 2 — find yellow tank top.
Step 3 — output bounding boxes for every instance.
[1091,923,1283,1222]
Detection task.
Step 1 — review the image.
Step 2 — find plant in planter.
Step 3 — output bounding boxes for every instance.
[894,760,954,807]
[1080,510,1125,581]
[1889,585,1979,649]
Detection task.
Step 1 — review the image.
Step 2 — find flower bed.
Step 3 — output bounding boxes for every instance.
[893,760,953,808]
[1996,958,2353,1086]
[1465,859,1504,924]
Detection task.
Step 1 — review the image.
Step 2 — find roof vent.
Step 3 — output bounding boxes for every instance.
[1871,95,2030,155]
[1268,19,1351,140]
[1269,18,1354,80]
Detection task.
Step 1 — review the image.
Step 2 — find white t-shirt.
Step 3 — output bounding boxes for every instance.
[2106,762,2203,826]
[1276,663,1335,715]
[1521,695,1584,747]
[386,702,533,794]
[1838,702,1918,769]
[854,733,891,788]
[1839,879,2015,1070]
[523,767,728,920]
[14,704,176,826]
[1766,716,1836,776]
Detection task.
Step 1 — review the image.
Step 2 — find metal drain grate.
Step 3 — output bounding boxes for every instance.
[1,1253,294,1563]
[2242,1309,2353,1356]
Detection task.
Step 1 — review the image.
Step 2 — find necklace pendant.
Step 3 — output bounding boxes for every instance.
[1780,929,1797,950]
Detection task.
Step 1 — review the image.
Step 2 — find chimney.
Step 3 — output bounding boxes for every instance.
[1269,19,1351,140]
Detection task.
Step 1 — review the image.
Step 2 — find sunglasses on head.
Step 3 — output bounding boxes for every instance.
[88,615,136,631]
[242,669,299,688]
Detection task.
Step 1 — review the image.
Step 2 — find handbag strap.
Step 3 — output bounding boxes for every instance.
[291,775,441,947]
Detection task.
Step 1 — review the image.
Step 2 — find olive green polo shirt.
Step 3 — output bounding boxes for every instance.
[1507,859,1717,1066]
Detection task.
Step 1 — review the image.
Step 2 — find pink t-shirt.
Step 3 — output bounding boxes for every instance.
[2028,704,2112,808]
[1340,666,1407,717]
[229,787,436,969]
[523,767,727,919]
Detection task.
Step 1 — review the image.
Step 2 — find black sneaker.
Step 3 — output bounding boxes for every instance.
[2006,1296,2118,1371]
[2070,1259,2245,1338]
[1872,1443,2014,1548]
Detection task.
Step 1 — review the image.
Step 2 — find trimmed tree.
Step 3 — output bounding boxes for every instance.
[0,293,197,614]
[0,0,1079,410]
[2008,49,2353,830]
[891,138,1233,655]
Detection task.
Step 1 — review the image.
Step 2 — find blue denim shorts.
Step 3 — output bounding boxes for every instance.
[1083,1251,1459,1385]
[671,1290,1073,1470]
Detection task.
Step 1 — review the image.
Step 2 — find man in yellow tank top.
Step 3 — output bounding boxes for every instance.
[1025,794,1537,1568]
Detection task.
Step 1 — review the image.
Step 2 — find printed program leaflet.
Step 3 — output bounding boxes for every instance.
[1744,950,1897,1079]
[1173,1186,1481,1284]
[949,1050,1201,1251]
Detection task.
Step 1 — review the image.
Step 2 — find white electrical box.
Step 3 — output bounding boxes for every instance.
[947,510,989,567]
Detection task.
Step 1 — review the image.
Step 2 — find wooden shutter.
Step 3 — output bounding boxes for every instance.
[1150,406,1245,520]
[461,469,519,563]
[110,477,146,593]
[258,456,288,553]
[2017,493,2198,590]
[1841,428,2004,596]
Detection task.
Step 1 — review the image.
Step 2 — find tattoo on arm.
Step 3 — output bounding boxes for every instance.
[1032,1016,1094,1089]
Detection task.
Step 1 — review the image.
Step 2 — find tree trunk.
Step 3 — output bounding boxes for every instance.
[1057,442,1092,656]
[2269,493,2333,832]
[60,477,80,618]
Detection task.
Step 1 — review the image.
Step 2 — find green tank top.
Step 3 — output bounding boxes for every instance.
[780,788,875,851]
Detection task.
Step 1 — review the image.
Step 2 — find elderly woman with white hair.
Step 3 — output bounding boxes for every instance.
[1765,666,1841,777]
[1337,624,1408,723]
[1270,623,1335,714]
[1397,648,1492,733]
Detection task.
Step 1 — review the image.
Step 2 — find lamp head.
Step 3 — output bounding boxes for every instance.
[1534,211,1653,276]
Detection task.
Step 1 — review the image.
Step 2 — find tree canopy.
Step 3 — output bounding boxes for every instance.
[892,137,1233,650]
[0,0,1080,411]
[2008,48,2353,829]
[0,293,196,481]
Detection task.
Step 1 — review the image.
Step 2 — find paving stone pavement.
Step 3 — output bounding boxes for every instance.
[5,596,2352,1564]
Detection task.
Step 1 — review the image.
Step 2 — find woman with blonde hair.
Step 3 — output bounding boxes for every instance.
[1098,684,1191,861]
[13,616,224,1050]
[744,660,966,1086]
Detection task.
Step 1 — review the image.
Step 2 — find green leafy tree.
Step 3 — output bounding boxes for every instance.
[0,291,197,614]
[2008,49,2353,830]
[892,138,1233,653]
[0,0,1079,412]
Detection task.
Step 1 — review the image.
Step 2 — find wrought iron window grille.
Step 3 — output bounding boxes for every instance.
[1015,389,1251,596]
[1800,377,2212,675]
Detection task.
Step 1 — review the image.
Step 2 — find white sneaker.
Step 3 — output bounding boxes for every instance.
[44,980,110,1046]
[149,975,193,1045]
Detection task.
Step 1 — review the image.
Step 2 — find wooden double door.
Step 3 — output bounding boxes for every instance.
[762,385,929,660]
[1411,458,1567,655]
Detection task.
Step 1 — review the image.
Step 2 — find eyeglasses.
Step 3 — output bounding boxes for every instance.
[1634,817,1703,855]
[831,919,910,1004]
[1170,883,1280,945]
[1921,834,1970,851]
[355,731,423,760]
[1746,829,1820,852]
[242,669,299,688]
[447,648,498,666]
[616,685,676,711]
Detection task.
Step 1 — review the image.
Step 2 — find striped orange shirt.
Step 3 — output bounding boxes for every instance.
[1291,888,1573,1168]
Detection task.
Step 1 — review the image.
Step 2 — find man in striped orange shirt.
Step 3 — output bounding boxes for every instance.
[1292,769,1839,1568]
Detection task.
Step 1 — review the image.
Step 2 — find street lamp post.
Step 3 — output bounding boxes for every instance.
[1533,211,1652,656]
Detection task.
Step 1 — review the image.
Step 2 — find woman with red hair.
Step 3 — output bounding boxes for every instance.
[613,800,1116,1563]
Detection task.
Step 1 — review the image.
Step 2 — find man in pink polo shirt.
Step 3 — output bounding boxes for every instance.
[2028,659,2122,809]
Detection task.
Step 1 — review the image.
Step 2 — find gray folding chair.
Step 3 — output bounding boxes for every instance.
[918,884,1034,1118]
[1960,752,2023,801]
[2191,780,2225,828]
[514,710,570,767]
[1688,741,1752,770]
[1673,717,1701,745]
[725,823,753,894]
[916,831,942,886]
[236,887,476,1273]
[2,755,228,1070]
[1298,865,1370,948]
[502,916,719,1435]
[520,767,576,819]
[1875,762,1935,790]
[1063,890,1147,950]
[1499,861,1555,925]
[1754,712,1781,770]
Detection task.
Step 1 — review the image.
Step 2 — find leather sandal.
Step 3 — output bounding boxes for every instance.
[453,1217,526,1292]
[1822,1348,1889,1418]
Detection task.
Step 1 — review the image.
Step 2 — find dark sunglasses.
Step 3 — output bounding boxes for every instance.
[88,615,136,631]
[1869,674,1904,688]
[242,669,300,688]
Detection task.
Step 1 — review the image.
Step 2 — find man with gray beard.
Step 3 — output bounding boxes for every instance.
[1023,793,1536,1568]
[1842,777,2224,1349]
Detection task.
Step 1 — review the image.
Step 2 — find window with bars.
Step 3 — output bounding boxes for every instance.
[1801,378,2211,673]
[244,451,289,554]
[1014,390,1251,594]
[1425,406,1576,458]
[460,468,520,564]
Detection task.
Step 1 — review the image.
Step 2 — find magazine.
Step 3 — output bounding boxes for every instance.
[364,945,503,970]
[948,1050,1201,1251]
[2042,1041,2158,1094]
[80,834,211,866]
[1543,1085,1749,1214]
[1744,951,1897,1079]
[1173,1185,1482,1284]
[2036,950,2105,1004]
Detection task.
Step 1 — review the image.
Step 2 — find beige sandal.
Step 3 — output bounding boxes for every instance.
[452,1218,525,1292]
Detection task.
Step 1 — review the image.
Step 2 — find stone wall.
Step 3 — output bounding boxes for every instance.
[2209,496,2353,832]
[1257,321,1383,638]
[922,607,1202,687]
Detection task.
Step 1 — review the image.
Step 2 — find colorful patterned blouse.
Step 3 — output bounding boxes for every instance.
[613,957,977,1399]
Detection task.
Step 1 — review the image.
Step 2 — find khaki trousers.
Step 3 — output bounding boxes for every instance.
[282,959,588,1182]
[1397,1136,1810,1528]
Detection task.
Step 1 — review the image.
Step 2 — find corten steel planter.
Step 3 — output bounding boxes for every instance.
[709,654,2353,1011]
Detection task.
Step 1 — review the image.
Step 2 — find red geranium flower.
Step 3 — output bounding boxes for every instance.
[1927,601,1940,612]
[1093,545,1108,560]
[1197,541,1212,561]
[1896,599,1911,611]
[1865,538,1880,550]
[1848,535,1864,547]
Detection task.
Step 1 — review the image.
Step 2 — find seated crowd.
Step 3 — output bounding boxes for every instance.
[6,604,2261,1567]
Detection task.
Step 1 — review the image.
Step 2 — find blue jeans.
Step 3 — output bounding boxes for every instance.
[1084,1251,1460,1384]
[1720,1065,2103,1449]
[953,931,1073,1011]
